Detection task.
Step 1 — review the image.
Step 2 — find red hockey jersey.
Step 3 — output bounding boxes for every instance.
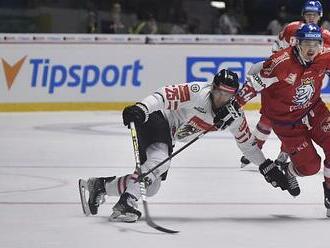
[238,46,330,123]
[279,21,330,48]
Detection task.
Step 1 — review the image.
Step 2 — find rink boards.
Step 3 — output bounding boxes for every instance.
[1,34,330,112]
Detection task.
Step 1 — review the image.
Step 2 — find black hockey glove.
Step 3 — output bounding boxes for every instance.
[213,98,242,130]
[122,104,147,127]
[259,159,288,190]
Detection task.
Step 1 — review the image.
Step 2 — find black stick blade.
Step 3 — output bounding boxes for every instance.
[143,201,179,234]
[146,219,179,234]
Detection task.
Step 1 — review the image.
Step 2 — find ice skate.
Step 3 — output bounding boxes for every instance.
[280,162,300,197]
[240,156,251,168]
[274,151,289,165]
[87,177,107,215]
[323,182,330,217]
[79,179,91,216]
[109,192,141,223]
[79,177,115,216]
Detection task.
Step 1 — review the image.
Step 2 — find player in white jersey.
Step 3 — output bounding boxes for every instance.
[80,69,290,222]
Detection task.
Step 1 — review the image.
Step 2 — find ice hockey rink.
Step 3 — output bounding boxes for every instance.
[0,110,329,248]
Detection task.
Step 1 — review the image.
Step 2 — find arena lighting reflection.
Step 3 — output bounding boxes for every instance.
[210,1,226,9]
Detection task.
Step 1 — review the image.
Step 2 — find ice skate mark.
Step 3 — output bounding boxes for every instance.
[0,172,68,194]
[0,201,322,207]
[34,122,126,136]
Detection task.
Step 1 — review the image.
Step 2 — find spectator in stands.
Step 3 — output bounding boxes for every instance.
[130,13,158,34]
[102,2,127,33]
[266,5,289,35]
[187,17,201,34]
[170,15,188,34]
[214,7,242,34]
[86,9,98,33]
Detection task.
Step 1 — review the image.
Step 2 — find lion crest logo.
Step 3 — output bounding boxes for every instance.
[292,78,315,106]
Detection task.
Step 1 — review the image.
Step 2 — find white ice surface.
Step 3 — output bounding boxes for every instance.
[0,111,329,248]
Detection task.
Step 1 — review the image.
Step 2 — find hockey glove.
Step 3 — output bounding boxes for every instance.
[259,159,288,190]
[213,98,242,130]
[122,104,148,127]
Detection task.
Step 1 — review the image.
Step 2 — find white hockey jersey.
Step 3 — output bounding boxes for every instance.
[139,82,266,166]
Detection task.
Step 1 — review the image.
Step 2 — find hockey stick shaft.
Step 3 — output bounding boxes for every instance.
[129,122,179,233]
[129,122,147,198]
[139,122,217,180]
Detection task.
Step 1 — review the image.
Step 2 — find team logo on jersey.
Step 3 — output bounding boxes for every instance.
[292,77,315,106]
[321,116,330,133]
[175,116,216,140]
[284,73,297,85]
[190,84,200,93]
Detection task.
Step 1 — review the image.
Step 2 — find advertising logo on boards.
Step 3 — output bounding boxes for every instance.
[1,56,27,90]
[0,57,144,94]
[186,56,330,93]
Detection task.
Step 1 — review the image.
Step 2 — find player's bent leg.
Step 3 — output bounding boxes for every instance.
[146,177,162,196]
[110,143,170,222]
[284,143,322,196]
[240,116,272,168]
[105,172,139,196]
[291,150,321,176]
[254,123,271,149]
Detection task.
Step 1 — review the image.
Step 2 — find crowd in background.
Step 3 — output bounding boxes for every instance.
[0,0,330,35]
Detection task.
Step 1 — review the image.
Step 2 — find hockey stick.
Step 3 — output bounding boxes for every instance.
[129,122,179,234]
[138,122,218,181]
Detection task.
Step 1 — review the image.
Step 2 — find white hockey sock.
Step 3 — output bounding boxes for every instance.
[105,173,138,196]
[125,180,142,200]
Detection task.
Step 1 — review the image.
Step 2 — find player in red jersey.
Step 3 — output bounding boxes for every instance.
[240,0,330,168]
[237,23,330,216]
[275,0,330,51]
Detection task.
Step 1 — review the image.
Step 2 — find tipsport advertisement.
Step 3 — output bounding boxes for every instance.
[1,42,330,105]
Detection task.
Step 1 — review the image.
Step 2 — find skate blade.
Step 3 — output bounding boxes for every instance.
[109,211,138,223]
[327,208,330,218]
[79,179,91,216]
[241,162,249,168]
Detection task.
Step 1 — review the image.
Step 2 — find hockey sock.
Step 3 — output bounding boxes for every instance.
[254,122,271,149]
[105,172,139,196]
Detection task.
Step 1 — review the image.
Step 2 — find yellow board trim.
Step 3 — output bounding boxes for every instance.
[0,102,329,112]
[0,102,133,112]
